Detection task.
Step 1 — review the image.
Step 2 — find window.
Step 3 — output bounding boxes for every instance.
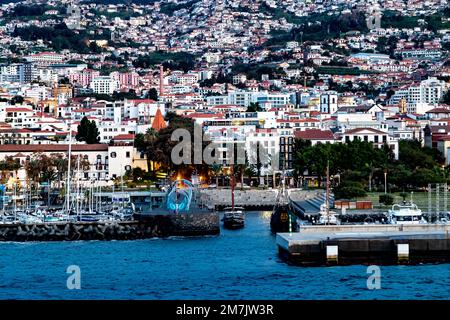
[110,152,117,158]
[126,151,130,158]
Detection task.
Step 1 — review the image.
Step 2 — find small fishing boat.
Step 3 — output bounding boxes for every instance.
[222,164,245,230]
[222,207,245,230]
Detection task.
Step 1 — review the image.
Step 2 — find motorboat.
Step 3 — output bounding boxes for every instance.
[387,201,426,225]
[317,203,340,225]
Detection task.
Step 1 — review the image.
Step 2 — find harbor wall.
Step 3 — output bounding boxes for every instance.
[298,224,450,233]
[0,212,220,241]
[277,224,450,266]
[278,237,450,266]
[200,188,321,210]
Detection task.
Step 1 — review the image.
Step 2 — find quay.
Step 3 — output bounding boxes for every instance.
[0,212,220,241]
[276,224,450,266]
[201,188,322,210]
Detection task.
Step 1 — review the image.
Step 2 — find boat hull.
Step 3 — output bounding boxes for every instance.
[270,204,298,233]
[223,218,245,230]
[222,211,245,230]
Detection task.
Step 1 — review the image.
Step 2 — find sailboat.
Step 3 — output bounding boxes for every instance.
[316,161,339,225]
[270,172,298,233]
[222,164,245,230]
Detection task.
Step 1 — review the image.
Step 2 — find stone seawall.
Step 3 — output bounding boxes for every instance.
[0,212,220,241]
[200,188,322,209]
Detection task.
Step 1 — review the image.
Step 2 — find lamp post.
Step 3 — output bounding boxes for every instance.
[384,170,387,195]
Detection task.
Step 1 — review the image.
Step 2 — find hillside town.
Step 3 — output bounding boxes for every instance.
[1,0,450,304]
[0,0,449,190]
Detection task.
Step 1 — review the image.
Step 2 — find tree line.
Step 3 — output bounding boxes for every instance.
[293,138,446,199]
[12,23,107,54]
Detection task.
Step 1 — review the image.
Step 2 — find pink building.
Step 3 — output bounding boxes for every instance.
[110,71,140,88]
[69,69,101,87]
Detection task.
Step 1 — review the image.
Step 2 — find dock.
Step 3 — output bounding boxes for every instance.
[276,224,450,266]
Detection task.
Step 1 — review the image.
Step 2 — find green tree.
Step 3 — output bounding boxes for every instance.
[334,180,367,200]
[246,102,262,112]
[442,90,450,104]
[134,128,163,172]
[76,116,100,144]
[146,88,158,101]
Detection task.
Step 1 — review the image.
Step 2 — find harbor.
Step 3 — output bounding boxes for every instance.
[0,179,220,240]
[2,173,450,267]
[0,211,448,300]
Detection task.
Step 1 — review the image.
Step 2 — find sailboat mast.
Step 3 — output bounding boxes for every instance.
[231,164,235,211]
[326,160,330,225]
[66,119,72,215]
[76,154,80,217]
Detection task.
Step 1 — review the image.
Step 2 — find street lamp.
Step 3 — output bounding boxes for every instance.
[384,170,388,195]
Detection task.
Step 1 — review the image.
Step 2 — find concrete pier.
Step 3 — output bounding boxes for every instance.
[276,224,450,266]
[0,212,220,241]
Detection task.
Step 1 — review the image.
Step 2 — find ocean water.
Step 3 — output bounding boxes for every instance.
[0,211,448,300]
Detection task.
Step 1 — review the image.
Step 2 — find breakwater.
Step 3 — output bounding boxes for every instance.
[0,212,220,241]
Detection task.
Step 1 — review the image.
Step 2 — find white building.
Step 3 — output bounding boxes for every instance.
[90,76,120,95]
[391,77,448,114]
[25,52,65,67]
[342,127,399,159]
[246,128,280,172]
[320,91,338,114]
[0,143,134,184]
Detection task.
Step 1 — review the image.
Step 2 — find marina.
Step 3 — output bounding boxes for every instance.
[1,174,450,267]
[0,179,220,240]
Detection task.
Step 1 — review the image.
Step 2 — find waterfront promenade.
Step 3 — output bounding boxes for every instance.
[200,188,322,210]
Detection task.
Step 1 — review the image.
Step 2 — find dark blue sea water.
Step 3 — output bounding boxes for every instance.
[0,211,449,299]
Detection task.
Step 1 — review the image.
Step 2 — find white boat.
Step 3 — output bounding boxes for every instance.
[387,201,426,225]
[317,203,339,225]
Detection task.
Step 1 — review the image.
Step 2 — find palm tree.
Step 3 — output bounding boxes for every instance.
[135,128,164,172]
[209,164,223,187]
[24,157,42,194]
[52,153,67,189]
[0,157,21,184]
